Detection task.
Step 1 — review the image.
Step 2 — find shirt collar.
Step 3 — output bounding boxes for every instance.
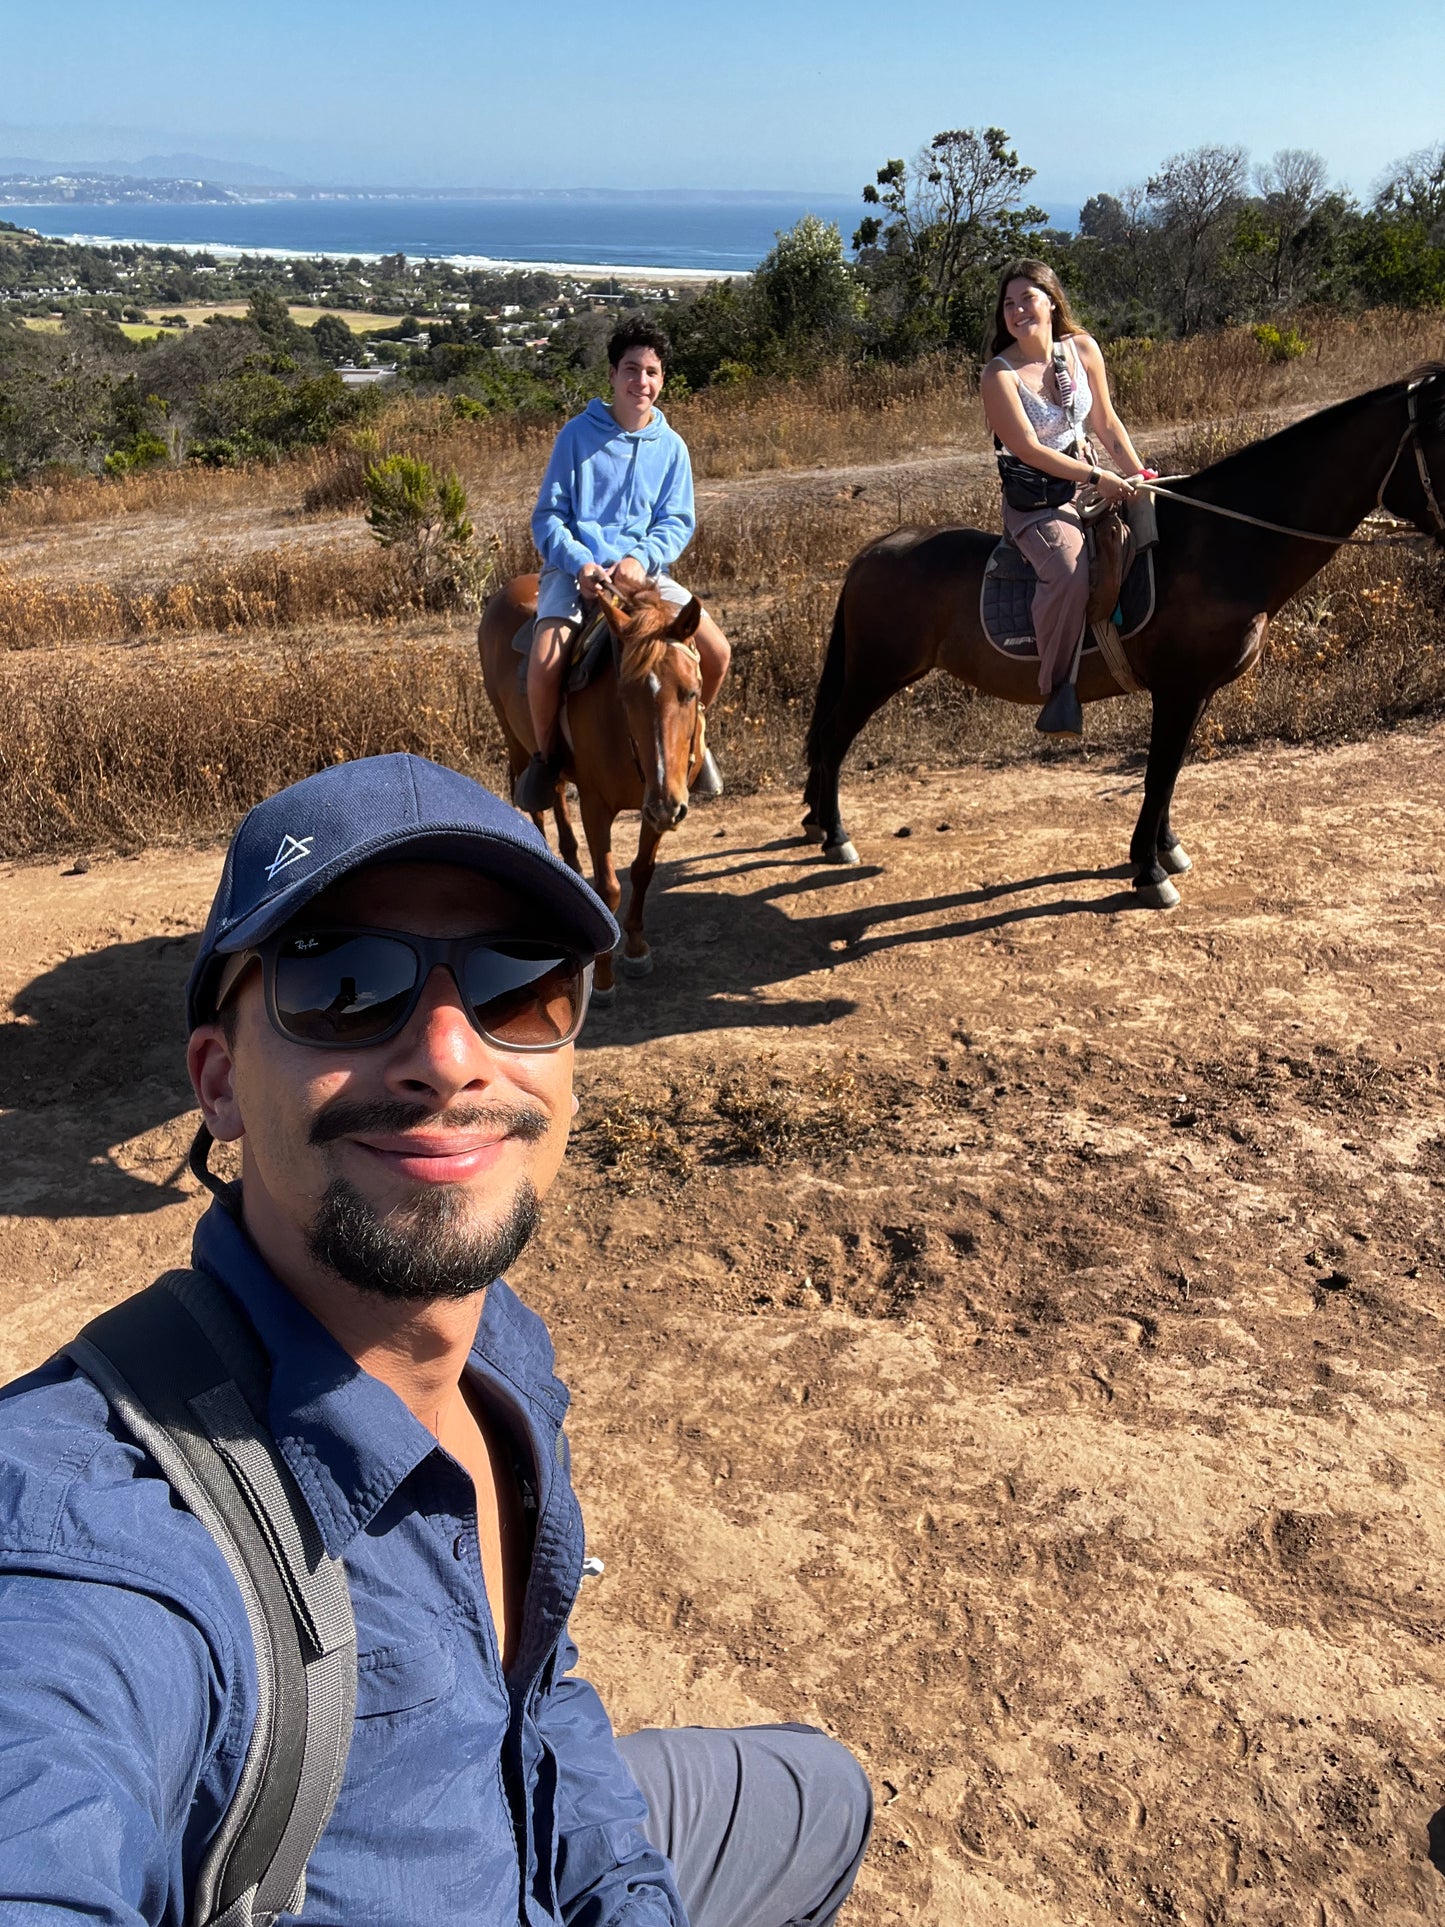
[190,1196,459,1558]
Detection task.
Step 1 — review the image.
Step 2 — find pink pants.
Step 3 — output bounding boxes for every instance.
[1003,500,1089,697]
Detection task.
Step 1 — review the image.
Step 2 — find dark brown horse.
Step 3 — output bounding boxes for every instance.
[479,574,705,999]
[802,365,1445,905]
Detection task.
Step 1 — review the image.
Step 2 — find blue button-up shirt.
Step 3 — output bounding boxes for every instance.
[0,1198,684,1927]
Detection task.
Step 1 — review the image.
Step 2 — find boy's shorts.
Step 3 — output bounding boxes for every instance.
[536,567,692,627]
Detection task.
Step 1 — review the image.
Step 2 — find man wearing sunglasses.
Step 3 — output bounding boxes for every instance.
[0,753,871,1927]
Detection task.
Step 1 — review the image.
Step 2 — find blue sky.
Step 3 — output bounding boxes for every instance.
[5,0,1441,209]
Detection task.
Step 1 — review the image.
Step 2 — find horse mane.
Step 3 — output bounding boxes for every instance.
[612,584,681,685]
[1183,363,1445,492]
[618,629,673,684]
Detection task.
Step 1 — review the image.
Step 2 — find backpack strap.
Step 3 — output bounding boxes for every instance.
[63,1269,356,1927]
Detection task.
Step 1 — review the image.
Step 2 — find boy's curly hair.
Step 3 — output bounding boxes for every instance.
[607,314,671,373]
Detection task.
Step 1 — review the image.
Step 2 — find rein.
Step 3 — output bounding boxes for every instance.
[1140,376,1445,549]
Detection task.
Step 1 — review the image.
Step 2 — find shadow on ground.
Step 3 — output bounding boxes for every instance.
[0,934,199,1217]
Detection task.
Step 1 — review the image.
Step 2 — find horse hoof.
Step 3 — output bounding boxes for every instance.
[591,982,616,1008]
[1134,878,1181,909]
[617,948,653,978]
[801,821,826,846]
[824,840,860,867]
[1159,843,1193,876]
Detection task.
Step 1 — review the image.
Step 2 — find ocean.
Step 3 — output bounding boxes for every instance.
[2,194,873,275]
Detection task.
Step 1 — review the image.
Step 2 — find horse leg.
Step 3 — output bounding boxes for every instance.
[801,766,824,844]
[579,791,622,1002]
[1130,688,1210,907]
[617,821,663,979]
[552,784,582,875]
[1157,811,1193,877]
[808,668,921,865]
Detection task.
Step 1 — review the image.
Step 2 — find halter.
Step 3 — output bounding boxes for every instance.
[1404,376,1445,537]
[611,626,704,792]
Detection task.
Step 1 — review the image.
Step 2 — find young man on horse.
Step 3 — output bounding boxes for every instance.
[515,316,730,812]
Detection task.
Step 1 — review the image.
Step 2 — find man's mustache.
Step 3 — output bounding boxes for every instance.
[308,1098,551,1148]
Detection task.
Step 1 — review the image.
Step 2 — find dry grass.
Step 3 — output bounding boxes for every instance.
[0,546,399,649]
[1105,307,1445,424]
[0,639,507,858]
[3,306,1444,857]
[579,1057,903,1191]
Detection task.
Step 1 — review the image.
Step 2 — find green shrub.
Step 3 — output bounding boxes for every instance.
[362,453,494,610]
[104,432,169,476]
[1252,322,1310,362]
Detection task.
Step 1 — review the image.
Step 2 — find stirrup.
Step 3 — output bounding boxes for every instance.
[691,748,724,799]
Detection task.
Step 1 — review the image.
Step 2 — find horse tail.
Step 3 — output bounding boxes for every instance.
[804,588,849,768]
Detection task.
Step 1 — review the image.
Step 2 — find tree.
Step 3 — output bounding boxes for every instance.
[1146,143,1249,331]
[854,127,1047,352]
[1374,142,1445,240]
[750,215,862,361]
[1237,149,1334,306]
[311,312,359,365]
[1069,184,1167,333]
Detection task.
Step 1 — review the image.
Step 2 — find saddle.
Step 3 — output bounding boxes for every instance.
[980,491,1159,691]
[511,605,613,700]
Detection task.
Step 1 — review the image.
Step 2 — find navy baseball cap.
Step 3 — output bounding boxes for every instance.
[186,754,619,1030]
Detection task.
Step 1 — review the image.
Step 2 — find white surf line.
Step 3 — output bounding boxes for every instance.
[12,227,738,284]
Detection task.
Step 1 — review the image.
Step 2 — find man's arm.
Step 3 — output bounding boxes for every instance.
[0,1569,242,1925]
[541,1628,686,1927]
[637,444,695,577]
[532,425,596,578]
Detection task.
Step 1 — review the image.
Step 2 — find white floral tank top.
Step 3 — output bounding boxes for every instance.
[991,340,1093,451]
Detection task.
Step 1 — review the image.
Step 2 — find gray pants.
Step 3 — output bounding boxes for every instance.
[617,1724,873,1927]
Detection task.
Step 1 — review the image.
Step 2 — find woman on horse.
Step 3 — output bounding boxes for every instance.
[515,316,729,812]
[981,259,1150,738]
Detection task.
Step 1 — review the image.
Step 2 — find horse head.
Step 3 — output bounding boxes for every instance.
[595,580,704,832]
[1383,363,1445,547]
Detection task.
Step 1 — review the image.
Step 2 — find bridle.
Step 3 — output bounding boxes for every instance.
[1139,372,1445,548]
[1399,375,1445,537]
[611,624,704,795]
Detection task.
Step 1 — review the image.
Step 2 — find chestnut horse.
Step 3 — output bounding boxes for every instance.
[802,365,1445,905]
[478,574,704,1000]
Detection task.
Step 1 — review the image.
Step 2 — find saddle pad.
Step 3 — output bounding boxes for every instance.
[980,540,1156,659]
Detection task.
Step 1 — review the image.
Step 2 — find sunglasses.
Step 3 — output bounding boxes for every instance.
[224,926,593,1052]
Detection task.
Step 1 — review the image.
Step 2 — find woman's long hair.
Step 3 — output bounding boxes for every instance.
[986,259,1084,359]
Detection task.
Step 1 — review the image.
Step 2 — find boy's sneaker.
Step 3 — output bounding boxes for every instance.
[691,749,724,799]
[514,753,557,813]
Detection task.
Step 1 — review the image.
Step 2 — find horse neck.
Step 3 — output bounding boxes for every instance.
[1181,383,1409,608]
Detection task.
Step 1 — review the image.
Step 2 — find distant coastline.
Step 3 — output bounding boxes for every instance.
[1,192,873,278]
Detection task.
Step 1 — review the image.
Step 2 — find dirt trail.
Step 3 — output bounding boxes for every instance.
[3,728,1445,1924]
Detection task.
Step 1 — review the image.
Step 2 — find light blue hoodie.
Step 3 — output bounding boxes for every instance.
[531,398,695,578]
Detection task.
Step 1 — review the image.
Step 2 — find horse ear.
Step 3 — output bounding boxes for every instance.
[669,596,703,641]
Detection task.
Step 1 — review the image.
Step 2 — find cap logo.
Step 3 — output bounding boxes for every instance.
[265,833,315,881]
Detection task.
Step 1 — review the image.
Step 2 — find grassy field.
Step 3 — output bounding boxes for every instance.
[1,306,1443,857]
[23,316,166,341]
[21,305,413,339]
